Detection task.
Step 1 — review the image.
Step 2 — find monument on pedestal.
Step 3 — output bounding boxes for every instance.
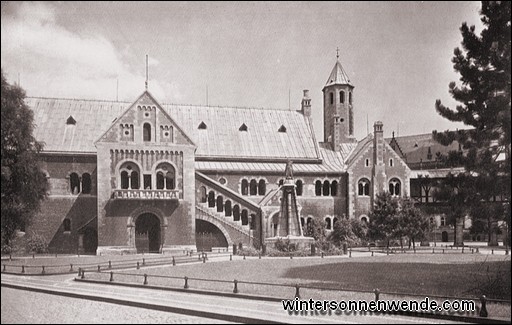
[265,161,315,249]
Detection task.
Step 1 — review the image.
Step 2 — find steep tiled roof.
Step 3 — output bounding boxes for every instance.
[26,97,319,160]
[386,133,460,165]
[345,134,373,166]
[324,60,353,88]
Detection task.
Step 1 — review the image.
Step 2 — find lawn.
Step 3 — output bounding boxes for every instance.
[82,253,511,300]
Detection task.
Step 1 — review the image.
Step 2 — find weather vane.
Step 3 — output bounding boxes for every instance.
[336,47,339,60]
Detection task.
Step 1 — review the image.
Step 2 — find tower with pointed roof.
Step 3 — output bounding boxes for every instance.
[323,50,356,151]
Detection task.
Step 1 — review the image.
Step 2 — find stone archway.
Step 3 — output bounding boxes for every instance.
[441,231,449,242]
[135,213,161,253]
[195,219,228,252]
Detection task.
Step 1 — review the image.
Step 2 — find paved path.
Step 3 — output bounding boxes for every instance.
[1,274,466,324]
[1,287,232,324]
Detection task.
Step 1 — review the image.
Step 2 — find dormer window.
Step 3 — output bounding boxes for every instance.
[198,122,207,130]
[239,123,248,132]
[66,116,76,125]
[278,125,287,133]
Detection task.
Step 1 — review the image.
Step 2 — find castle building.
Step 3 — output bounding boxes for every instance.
[23,58,473,254]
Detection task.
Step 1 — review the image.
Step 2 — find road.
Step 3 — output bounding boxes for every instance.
[1,273,467,324]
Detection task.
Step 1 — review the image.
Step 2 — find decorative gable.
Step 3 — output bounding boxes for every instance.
[95,91,195,147]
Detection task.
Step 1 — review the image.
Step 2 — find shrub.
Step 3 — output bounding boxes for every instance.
[26,232,48,254]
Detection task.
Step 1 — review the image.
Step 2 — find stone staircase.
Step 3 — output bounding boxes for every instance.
[196,203,253,239]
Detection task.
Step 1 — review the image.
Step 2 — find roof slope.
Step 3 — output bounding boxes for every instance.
[27,97,319,160]
[386,133,460,165]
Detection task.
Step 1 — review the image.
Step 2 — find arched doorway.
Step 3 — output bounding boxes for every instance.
[135,213,161,253]
[195,219,228,252]
[83,227,98,254]
[441,231,448,242]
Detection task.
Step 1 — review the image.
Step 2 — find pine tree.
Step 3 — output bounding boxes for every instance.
[433,1,511,246]
[1,70,49,251]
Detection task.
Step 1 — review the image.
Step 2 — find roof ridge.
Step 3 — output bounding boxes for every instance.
[26,96,300,113]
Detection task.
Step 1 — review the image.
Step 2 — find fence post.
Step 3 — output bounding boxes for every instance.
[295,284,301,299]
[321,252,324,258]
[230,254,232,261]
[203,255,206,263]
[432,248,435,254]
[243,254,246,260]
[479,295,488,317]
[290,254,293,259]
[9,254,12,261]
[233,280,239,293]
[143,274,148,285]
[462,246,464,254]
[137,262,140,270]
[349,248,352,258]
[21,265,25,274]
[142,258,146,266]
[258,253,261,259]
[198,254,201,261]
[41,266,45,275]
[476,247,479,253]
[32,253,35,259]
[81,270,85,279]
[97,265,101,272]
[184,276,189,289]
[172,257,176,266]
[109,261,112,269]
[386,248,389,256]
[70,264,74,272]
[442,249,445,254]
[471,248,474,254]
[371,251,374,257]
[78,267,81,277]
[491,249,494,255]
[110,271,114,282]
[374,288,380,301]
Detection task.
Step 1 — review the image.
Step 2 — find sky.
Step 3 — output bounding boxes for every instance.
[1,1,483,140]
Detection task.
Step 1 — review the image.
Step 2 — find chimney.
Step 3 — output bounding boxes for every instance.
[301,89,311,117]
[373,121,384,166]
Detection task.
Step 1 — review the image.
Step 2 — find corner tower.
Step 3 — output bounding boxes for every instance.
[322,52,355,150]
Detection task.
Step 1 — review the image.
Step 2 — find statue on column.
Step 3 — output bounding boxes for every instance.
[285,160,294,180]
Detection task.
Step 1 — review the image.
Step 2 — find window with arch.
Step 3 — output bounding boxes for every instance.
[69,172,80,194]
[339,91,345,104]
[349,91,352,104]
[323,180,330,196]
[216,196,224,213]
[155,162,175,190]
[296,180,303,196]
[325,218,332,230]
[241,179,249,195]
[199,186,207,203]
[358,178,370,196]
[208,191,215,208]
[258,179,266,196]
[330,180,338,196]
[119,163,140,189]
[241,209,249,225]
[389,158,394,167]
[329,92,334,104]
[361,216,368,224]
[440,216,446,227]
[63,218,71,232]
[224,200,232,217]
[315,180,322,196]
[249,179,257,195]
[389,178,401,197]
[81,173,91,194]
[429,217,434,225]
[143,123,151,142]
[233,205,241,222]
[365,158,370,167]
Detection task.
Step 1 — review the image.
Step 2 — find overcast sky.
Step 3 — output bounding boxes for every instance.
[1,1,483,140]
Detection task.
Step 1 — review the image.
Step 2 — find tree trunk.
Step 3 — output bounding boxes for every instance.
[454,217,464,247]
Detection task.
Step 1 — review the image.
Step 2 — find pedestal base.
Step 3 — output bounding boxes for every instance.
[265,235,315,250]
